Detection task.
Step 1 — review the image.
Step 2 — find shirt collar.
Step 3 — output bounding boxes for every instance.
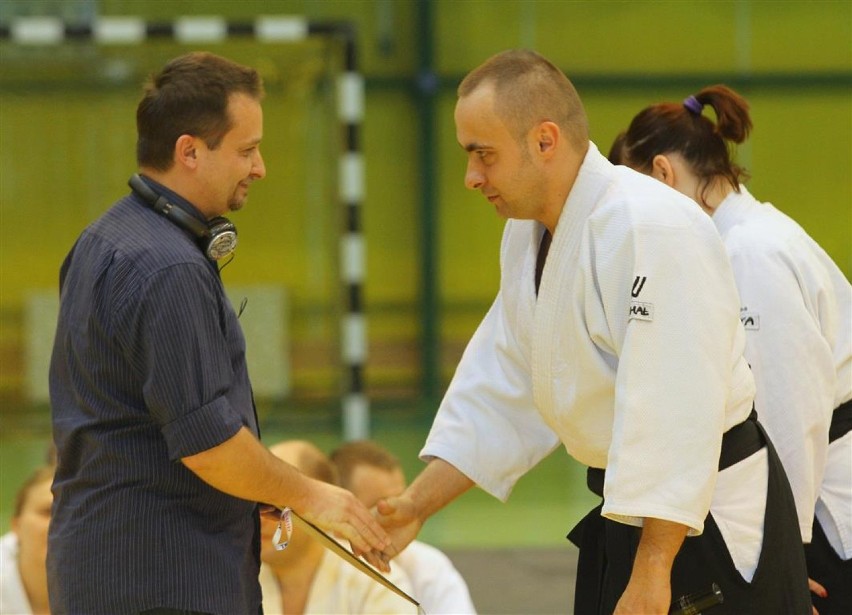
[137,175,208,224]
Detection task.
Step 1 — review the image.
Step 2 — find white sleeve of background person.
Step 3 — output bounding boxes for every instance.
[587,168,754,535]
[815,431,852,559]
[816,245,852,558]
[421,285,561,501]
[396,541,477,614]
[717,192,838,542]
[0,532,32,615]
[824,246,852,409]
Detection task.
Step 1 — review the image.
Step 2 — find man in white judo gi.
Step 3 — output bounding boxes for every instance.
[365,50,811,614]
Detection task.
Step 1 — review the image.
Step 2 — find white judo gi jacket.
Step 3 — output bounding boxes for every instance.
[259,550,418,614]
[395,540,477,614]
[0,533,34,615]
[714,186,852,551]
[422,143,756,539]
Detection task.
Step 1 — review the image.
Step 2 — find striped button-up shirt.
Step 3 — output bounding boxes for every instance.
[48,180,261,614]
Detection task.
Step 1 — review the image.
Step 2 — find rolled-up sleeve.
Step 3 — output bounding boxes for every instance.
[116,262,244,459]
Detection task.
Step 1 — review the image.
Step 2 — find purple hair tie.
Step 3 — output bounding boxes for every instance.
[683,95,704,115]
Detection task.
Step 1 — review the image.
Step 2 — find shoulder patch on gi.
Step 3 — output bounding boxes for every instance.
[740,309,760,331]
[629,301,654,322]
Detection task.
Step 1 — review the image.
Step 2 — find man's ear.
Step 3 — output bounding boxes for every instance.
[175,134,199,169]
[536,121,560,158]
[651,154,676,187]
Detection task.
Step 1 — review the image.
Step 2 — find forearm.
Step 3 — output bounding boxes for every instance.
[181,426,308,509]
[615,517,688,614]
[633,517,688,581]
[182,424,392,560]
[368,457,475,566]
[406,458,475,521]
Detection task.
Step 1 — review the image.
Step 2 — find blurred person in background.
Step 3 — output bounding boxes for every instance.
[1,465,54,615]
[47,51,390,615]
[331,440,477,614]
[611,84,852,614]
[259,440,417,615]
[365,49,812,615]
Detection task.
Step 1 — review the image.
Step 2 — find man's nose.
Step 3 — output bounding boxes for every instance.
[464,164,484,190]
[252,150,266,179]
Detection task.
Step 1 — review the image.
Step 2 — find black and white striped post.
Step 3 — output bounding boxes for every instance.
[0,14,370,439]
[332,25,370,441]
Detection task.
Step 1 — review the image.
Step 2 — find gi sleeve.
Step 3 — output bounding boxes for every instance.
[729,236,836,541]
[114,262,244,460]
[421,292,561,502]
[596,216,740,535]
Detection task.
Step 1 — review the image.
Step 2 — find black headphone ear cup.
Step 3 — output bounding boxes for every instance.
[128,174,238,262]
[204,217,238,261]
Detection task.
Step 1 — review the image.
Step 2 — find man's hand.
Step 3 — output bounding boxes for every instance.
[379,493,424,549]
[360,491,423,570]
[292,479,394,571]
[362,458,474,570]
[182,428,392,567]
[615,571,671,615]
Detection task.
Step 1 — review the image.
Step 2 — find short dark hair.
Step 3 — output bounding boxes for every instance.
[458,49,588,149]
[330,440,401,491]
[136,51,264,171]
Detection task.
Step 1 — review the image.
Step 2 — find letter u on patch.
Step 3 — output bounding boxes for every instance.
[629,301,654,322]
[631,275,647,297]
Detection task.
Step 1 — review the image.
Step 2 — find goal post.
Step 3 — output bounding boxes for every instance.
[0,14,370,439]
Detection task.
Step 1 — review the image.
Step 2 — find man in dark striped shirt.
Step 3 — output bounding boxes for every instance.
[47,52,391,615]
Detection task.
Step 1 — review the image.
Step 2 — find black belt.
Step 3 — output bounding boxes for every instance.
[586,409,763,497]
[830,398,852,444]
[717,408,763,470]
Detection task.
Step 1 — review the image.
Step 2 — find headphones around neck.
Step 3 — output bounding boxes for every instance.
[128,174,237,261]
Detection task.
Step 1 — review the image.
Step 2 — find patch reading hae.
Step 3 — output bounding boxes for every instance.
[629,301,654,322]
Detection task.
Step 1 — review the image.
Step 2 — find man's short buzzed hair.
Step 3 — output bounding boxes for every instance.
[270,440,338,485]
[330,440,400,491]
[458,49,588,149]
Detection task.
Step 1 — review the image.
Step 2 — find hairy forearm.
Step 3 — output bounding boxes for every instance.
[633,517,688,579]
[181,426,308,509]
[615,517,689,614]
[407,458,475,521]
[182,426,393,560]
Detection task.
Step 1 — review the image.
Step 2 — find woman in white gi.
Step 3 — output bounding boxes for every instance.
[612,84,851,614]
[0,465,53,615]
[365,50,811,615]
